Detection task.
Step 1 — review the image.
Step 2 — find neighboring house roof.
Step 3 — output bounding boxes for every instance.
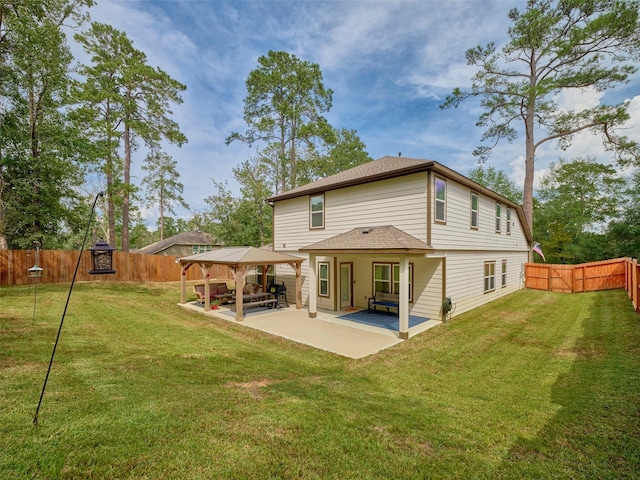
[136,230,218,255]
[266,155,532,243]
[299,226,434,255]
[179,246,303,266]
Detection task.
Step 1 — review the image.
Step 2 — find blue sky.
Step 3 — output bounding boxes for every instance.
[81,0,640,224]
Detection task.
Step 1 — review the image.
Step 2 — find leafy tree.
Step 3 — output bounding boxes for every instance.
[441,0,640,233]
[72,22,126,248]
[233,156,273,246]
[155,216,190,240]
[311,128,372,180]
[0,0,93,249]
[533,157,624,263]
[74,23,187,252]
[127,210,155,250]
[204,180,246,247]
[205,154,273,247]
[467,165,523,204]
[226,50,334,193]
[606,169,640,258]
[141,148,188,240]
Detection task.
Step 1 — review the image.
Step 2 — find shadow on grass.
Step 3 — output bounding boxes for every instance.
[494,290,640,478]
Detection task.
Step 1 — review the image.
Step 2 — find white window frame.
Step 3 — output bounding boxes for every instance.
[255,265,275,286]
[495,203,502,233]
[318,262,330,297]
[434,177,447,223]
[192,244,212,254]
[484,261,496,293]
[310,194,324,229]
[470,192,479,229]
[506,208,511,235]
[501,260,507,288]
[373,262,413,301]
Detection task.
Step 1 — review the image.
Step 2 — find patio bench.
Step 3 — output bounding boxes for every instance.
[244,298,278,309]
[231,298,278,311]
[368,291,400,313]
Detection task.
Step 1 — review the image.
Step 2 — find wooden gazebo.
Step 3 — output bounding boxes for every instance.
[178,246,304,321]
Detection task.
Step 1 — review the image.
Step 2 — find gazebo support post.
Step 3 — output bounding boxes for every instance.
[234,266,248,321]
[292,262,302,309]
[180,265,188,304]
[261,264,268,292]
[199,264,211,311]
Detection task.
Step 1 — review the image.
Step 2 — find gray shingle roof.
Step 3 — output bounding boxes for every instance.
[179,246,303,266]
[299,226,434,254]
[266,156,434,202]
[136,230,219,255]
[266,155,533,244]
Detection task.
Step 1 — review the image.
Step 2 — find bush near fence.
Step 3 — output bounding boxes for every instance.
[0,250,232,286]
[525,257,639,312]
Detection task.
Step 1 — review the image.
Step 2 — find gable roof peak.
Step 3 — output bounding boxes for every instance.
[267,156,434,202]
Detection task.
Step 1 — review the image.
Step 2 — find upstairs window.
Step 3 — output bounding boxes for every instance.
[495,203,502,233]
[470,192,479,229]
[435,177,446,223]
[506,208,512,235]
[310,194,324,229]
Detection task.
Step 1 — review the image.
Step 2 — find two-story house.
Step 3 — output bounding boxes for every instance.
[266,156,532,338]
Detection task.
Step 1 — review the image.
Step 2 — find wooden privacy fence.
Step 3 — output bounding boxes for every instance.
[0,250,232,286]
[525,257,639,312]
[626,258,640,312]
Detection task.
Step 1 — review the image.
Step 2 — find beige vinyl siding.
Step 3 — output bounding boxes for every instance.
[273,174,428,251]
[444,250,528,317]
[274,253,443,320]
[314,255,335,310]
[410,257,443,320]
[273,259,309,306]
[271,167,531,317]
[430,178,528,252]
[272,196,311,251]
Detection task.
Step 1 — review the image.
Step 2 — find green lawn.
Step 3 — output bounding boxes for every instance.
[1,282,639,479]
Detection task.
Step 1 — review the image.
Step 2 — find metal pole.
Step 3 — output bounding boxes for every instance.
[32,245,40,322]
[33,192,104,426]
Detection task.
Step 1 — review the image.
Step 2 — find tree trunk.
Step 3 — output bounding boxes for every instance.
[159,187,164,240]
[523,107,535,235]
[122,122,131,252]
[106,155,116,248]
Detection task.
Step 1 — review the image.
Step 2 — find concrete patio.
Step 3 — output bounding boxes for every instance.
[178,302,441,359]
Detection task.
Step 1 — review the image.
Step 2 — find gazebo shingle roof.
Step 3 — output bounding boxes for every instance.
[179,246,303,266]
[299,226,433,254]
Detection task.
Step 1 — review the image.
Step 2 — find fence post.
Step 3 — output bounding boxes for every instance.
[634,259,639,312]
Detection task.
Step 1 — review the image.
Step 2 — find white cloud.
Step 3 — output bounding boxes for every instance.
[553,87,603,113]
